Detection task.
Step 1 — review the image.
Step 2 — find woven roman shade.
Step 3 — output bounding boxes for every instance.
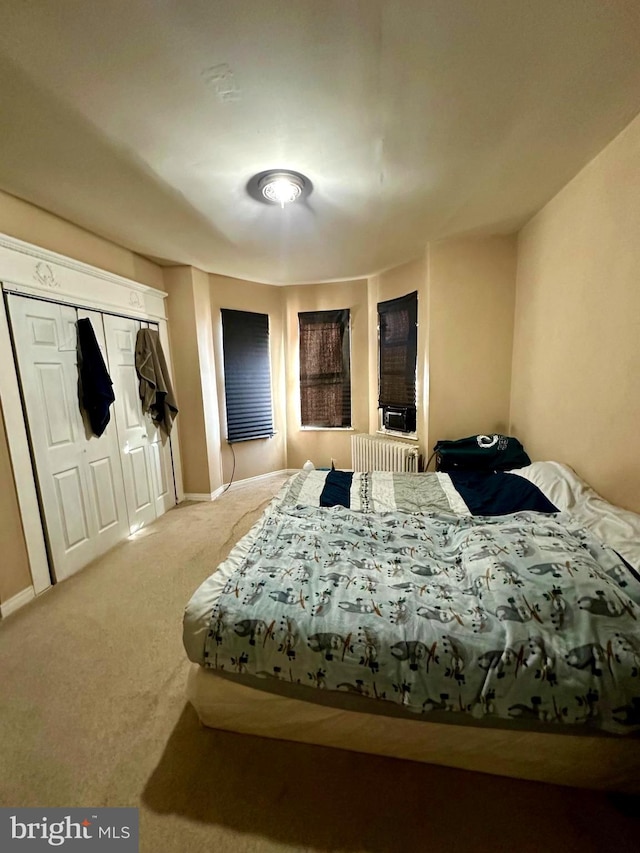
[377,291,418,408]
[299,309,351,428]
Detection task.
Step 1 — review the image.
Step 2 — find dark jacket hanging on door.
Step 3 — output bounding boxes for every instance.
[77,318,115,437]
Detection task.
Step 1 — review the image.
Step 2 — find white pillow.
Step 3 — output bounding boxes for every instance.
[509,461,640,572]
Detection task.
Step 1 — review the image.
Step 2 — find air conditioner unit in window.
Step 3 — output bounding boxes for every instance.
[382,406,416,433]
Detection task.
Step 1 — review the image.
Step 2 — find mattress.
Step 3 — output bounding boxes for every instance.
[183,463,640,738]
[186,664,640,792]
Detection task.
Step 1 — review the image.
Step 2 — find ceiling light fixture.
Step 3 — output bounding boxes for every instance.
[260,172,303,206]
[248,169,311,207]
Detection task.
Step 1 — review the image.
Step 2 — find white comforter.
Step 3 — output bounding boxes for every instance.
[510,462,640,572]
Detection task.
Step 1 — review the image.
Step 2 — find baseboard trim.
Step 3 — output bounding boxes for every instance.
[183,470,294,502]
[222,469,292,492]
[183,492,218,502]
[0,585,35,618]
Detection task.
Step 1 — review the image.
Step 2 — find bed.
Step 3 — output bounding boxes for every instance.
[183,462,640,791]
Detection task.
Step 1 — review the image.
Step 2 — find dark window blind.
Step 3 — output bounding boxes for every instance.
[221,309,274,442]
[299,309,351,428]
[378,291,418,407]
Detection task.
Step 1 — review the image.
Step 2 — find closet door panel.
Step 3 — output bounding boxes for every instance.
[9,296,91,579]
[128,445,153,509]
[54,466,91,549]
[121,365,146,431]
[149,440,167,497]
[88,456,120,532]
[103,314,158,531]
[75,308,129,553]
[36,362,75,447]
[8,296,127,580]
[141,321,176,515]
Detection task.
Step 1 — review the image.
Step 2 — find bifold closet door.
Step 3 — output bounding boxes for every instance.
[139,321,176,518]
[103,315,174,532]
[7,294,129,581]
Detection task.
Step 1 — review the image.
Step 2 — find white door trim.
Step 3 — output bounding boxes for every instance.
[0,232,182,594]
[0,294,51,594]
[0,233,168,320]
[158,319,184,503]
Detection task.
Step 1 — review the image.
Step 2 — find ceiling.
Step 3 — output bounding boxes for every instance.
[1,1,640,285]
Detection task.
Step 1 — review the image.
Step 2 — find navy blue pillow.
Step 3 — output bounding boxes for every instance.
[319,469,353,508]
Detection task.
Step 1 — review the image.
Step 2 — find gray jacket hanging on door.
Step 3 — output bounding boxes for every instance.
[134,328,178,436]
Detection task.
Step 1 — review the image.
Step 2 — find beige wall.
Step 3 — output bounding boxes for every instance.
[210,274,286,483]
[193,269,225,492]
[0,403,32,602]
[0,189,164,289]
[285,279,369,470]
[428,236,517,455]
[164,266,224,496]
[510,113,640,513]
[367,244,516,468]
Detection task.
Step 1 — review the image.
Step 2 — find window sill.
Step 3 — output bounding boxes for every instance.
[300,426,355,432]
[376,429,419,441]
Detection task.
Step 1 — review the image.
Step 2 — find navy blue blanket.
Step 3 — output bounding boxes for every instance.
[448,471,558,516]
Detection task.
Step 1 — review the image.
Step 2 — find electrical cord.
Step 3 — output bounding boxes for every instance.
[221,441,237,494]
[424,449,437,472]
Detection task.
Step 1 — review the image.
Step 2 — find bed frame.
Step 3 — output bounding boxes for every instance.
[187,664,640,793]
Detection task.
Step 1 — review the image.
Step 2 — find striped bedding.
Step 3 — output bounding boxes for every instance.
[278,468,558,517]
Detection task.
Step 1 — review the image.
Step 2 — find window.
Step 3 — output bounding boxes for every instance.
[378,291,418,432]
[299,309,351,428]
[221,309,274,442]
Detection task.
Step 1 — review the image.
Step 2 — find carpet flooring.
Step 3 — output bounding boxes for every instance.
[0,473,638,852]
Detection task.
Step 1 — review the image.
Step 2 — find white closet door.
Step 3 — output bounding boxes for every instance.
[103,315,175,531]
[8,295,129,581]
[76,308,131,543]
[140,321,176,517]
[103,315,156,532]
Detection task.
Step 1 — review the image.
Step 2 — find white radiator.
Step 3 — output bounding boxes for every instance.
[351,434,419,472]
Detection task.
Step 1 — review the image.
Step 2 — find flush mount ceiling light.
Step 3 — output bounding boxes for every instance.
[247,169,312,207]
[259,172,304,206]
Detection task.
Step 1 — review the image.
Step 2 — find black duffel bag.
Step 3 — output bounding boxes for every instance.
[434,434,530,473]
